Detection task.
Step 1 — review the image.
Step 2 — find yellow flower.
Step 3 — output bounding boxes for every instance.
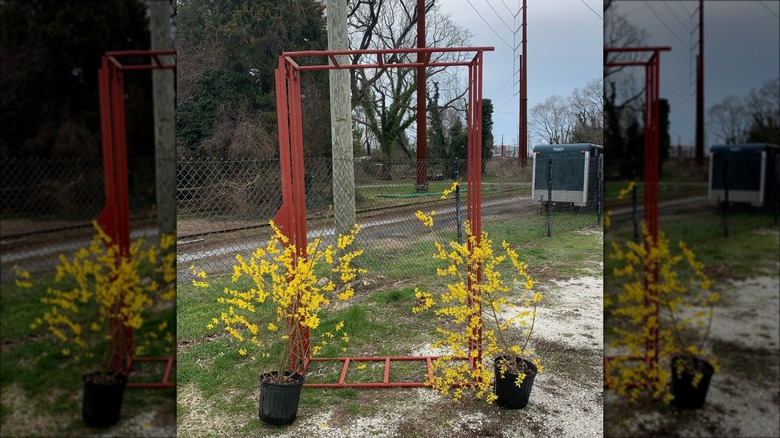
[415,210,435,227]
[441,181,459,199]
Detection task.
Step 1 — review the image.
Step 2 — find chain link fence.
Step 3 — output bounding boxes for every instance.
[605,153,780,241]
[1,157,157,281]
[177,155,604,284]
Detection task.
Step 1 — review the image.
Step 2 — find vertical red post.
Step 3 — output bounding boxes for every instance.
[289,63,310,369]
[466,53,484,370]
[275,59,310,372]
[274,61,294,236]
[603,46,669,387]
[96,51,176,384]
[98,56,133,373]
[641,52,661,378]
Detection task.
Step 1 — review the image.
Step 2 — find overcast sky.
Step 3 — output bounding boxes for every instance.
[439,0,604,150]
[609,0,780,148]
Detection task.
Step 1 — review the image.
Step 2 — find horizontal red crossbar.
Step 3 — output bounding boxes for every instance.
[302,356,480,389]
[280,46,492,72]
[105,50,176,71]
[290,60,475,71]
[282,46,494,57]
[126,356,176,389]
[604,46,671,53]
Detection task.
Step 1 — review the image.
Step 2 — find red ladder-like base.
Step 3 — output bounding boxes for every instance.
[126,356,176,389]
[302,356,480,388]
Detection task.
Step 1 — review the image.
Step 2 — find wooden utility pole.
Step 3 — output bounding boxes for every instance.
[328,0,356,236]
[518,0,528,168]
[695,0,704,166]
[415,0,428,192]
[149,0,176,240]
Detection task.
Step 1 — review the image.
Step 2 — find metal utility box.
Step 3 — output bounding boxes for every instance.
[532,143,603,207]
[709,143,780,208]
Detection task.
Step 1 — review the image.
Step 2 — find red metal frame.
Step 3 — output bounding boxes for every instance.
[603,46,670,388]
[274,47,492,387]
[98,50,176,388]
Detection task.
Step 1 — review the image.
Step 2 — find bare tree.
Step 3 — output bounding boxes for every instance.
[745,78,780,143]
[569,78,604,145]
[530,95,572,145]
[347,0,472,158]
[604,2,648,114]
[707,96,750,144]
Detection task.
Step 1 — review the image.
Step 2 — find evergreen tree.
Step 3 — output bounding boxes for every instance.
[0,0,150,158]
[481,99,494,173]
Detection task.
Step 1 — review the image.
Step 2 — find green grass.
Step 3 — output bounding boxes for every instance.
[604,212,778,340]
[605,180,708,204]
[176,221,602,435]
[605,212,778,284]
[0,270,176,436]
[603,205,778,437]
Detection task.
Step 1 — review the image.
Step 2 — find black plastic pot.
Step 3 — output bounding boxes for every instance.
[259,372,305,425]
[82,371,127,427]
[494,356,538,409]
[670,356,714,409]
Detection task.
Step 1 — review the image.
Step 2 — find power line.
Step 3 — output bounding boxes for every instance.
[498,0,518,17]
[677,0,692,17]
[663,1,691,44]
[578,0,603,20]
[464,0,513,50]
[759,1,780,19]
[486,0,516,34]
[643,1,688,49]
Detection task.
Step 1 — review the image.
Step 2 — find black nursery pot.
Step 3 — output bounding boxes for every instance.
[670,356,715,409]
[259,372,305,426]
[494,356,538,409]
[82,371,127,428]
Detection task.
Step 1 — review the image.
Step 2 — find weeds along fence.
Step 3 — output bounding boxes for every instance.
[177,156,603,284]
[0,157,157,281]
[605,155,779,241]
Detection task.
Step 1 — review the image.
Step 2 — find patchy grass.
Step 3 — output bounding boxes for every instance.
[604,208,779,437]
[176,222,603,436]
[0,275,176,437]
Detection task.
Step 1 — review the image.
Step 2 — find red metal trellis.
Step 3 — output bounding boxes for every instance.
[603,46,670,388]
[98,50,176,388]
[274,46,493,388]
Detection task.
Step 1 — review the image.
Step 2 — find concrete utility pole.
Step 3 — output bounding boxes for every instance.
[415,0,428,192]
[328,0,357,236]
[695,0,704,166]
[149,0,176,241]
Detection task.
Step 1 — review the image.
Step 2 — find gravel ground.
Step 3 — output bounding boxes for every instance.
[177,260,605,437]
[604,274,780,437]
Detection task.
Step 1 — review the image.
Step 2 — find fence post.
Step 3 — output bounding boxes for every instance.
[454,158,462,245]
[632,181,639,243]
[547,157,552,237]
[597,153,604,225]
[723,158,729,238]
